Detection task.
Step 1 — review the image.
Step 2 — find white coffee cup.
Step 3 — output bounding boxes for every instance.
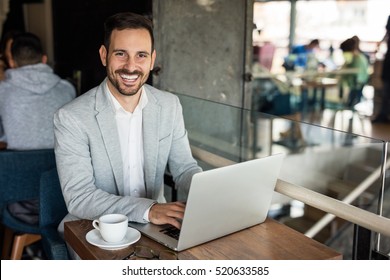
[92,214,128,243]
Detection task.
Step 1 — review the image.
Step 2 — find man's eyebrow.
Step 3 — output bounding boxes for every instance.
[137,50,151,55]
[111,49,151,56]
[112,48,127,53]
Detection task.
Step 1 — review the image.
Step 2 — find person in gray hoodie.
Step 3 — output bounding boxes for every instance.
[0,32,76,225]
[0,32,76,150]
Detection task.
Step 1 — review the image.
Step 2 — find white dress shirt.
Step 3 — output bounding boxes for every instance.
[107,85,148,198]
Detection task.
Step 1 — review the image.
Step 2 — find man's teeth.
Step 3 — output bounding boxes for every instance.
[121,74,138,81]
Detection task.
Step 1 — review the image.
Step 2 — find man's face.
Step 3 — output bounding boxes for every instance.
[99,28,156,97]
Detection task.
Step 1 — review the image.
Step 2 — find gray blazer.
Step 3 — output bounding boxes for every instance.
[54,79,202,231]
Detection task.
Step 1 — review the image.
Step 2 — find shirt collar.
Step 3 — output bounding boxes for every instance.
[106,83,148,114]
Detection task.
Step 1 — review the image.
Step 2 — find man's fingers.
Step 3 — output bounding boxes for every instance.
[149,202,186,228]
[166,217,182,229]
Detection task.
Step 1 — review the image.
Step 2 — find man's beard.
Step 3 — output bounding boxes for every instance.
[108,69,148,96]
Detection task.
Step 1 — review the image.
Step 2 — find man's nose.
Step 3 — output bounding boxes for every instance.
[123,57,137,71]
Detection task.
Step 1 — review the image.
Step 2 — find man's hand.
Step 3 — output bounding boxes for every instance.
[149,201,186,229]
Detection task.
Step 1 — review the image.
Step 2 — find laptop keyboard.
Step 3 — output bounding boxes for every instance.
[160,226,181,240]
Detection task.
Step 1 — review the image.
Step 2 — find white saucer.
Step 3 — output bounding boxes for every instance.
[86,227,141,250]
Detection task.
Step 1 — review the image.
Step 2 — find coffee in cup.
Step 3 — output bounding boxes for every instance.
[92,214,128,243]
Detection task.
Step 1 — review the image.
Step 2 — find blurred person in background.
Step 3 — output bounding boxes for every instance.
[283,39,320,71]
[0,32,76,225]
[339,37,369,108]
[351,35,370,62]
[0,32,76,150]
[0,32,76,224]
[372,15,390,123]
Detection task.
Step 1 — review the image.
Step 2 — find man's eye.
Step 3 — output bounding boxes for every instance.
[115,52,125,57]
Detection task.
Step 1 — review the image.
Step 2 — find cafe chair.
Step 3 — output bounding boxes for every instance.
[0,149,56,260]
[327,84,367,134]
[39,168,69,260]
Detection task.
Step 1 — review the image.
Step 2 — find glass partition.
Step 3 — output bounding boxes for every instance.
[175,92,388,259]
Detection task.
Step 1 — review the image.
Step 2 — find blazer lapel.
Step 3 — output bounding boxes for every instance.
[95,81,124,194]
[143,89,160,199]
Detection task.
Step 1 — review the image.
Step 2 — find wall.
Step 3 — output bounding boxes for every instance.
[152,0,254,159]
[153,0,254,108]
[23,0,54,65]
[0,0,10,36]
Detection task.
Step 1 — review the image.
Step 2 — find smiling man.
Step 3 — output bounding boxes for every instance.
[54,12,202,248]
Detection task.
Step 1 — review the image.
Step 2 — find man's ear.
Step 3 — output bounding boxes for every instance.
[8,57,16,68]
[99,45,107,66]
[41,55,48,64]
[150,49,156,71]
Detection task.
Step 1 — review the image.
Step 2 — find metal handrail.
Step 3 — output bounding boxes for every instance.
[191,146,390,237]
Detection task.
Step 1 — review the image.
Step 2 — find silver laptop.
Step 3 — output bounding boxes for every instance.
[129,153,285,251]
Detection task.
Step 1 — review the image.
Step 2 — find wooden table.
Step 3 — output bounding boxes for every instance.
[301,77,339,110]
[64,218,342,260]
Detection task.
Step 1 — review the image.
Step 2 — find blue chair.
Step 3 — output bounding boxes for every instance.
[39,168,69,259]
[0,149,56,259]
